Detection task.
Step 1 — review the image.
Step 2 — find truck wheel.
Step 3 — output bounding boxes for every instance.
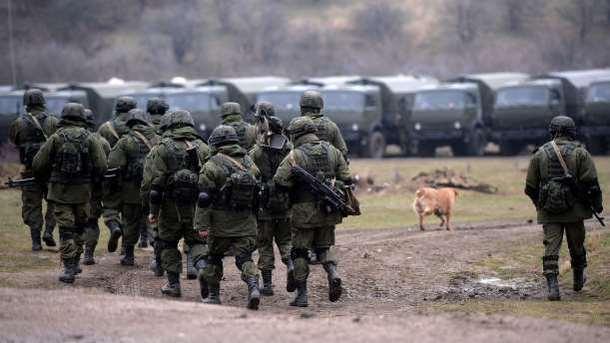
[418,142,436,157]
[368,131,386,159]
[464,130,486,156]
[500,141,522,156]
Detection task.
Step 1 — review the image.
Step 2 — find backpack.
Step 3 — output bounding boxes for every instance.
[212,153,258,211]
[51,129,91,184]
[539,141,576,214]
[164,139,200,205]
[123,132,154,184]
[19,113,49,168]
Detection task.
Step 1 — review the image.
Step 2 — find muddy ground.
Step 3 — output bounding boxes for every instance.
[2,220,609,342]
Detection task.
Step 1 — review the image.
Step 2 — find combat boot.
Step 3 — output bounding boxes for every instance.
[186,250,197,280]
[58,259,75,284]
[138,226,148,248]
[261,269,274,296]
[289,282,308,307]
[30,227,42,251]
[120,245,135,266]
[150,258,164,277]
[106,221,122,253]
[161,272,181,297]
[83,244,96,265]
[203,285,221,305]
[74,257,82,274]
[245,276,261,310]
[545,273,561,301]
[195,259,209,300]
[286,259,297,292]
[323,263,343,302]
[42,225,56,247]
[573,267,587,292]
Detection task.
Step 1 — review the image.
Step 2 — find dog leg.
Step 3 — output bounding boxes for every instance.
[445,213,452,231]
[435,210,445,228]
[419,215,425,231]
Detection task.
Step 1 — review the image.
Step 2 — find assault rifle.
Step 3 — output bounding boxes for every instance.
[572,181,605,227]
[5,177,37,188]
[291,165,357,216]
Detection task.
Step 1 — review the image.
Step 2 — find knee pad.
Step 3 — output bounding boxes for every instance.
[314,247,329,261]
[235,252,253,270]
[291,248,310,261]
[208,255,224,267]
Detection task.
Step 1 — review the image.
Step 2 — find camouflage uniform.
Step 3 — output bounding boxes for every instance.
[300,90,348,158]
[248,108,294,295]
[195,125,261,309]
[107,109,159,266]
[274,116,352,307]
[147,97,169,134]
[220,102,257,151]
[146,110,210,297]
[82,109,111,265]
[9,90,59,251]
[525,116,603,301]
[32,103,107,283]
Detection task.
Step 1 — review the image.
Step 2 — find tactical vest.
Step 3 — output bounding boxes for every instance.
[162,138,200,205]
[210,153,258,211]
[50,129,92,184]
[229,121,250,149]
[293,141,334,203]
[312,117,332,143]
[18,113,50,168]
[258,142,291,213]
[122,132,155,184]
[538,142,578,214]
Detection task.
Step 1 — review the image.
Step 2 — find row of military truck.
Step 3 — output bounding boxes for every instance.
[2,69,610,158]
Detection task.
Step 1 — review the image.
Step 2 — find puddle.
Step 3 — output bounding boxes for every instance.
[429,273,543,302]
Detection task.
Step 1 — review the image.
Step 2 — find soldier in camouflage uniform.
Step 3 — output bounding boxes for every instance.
[9,89,59,251]
[525,116,603,301]
[248,102,295,296]
[32,103,107,283]
[147,98,169,134]
[107,109,159,266]
[146,110,210,297]
[299,90,348,158]
[220,102,257,151]
[98,96,137,253]
[274,116,352,307]
[195,125,261,310]
[82,109,111,265]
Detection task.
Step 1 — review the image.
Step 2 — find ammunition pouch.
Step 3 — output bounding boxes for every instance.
[261,181,291,213]
[168,169,199,206]
[539,175,576,214]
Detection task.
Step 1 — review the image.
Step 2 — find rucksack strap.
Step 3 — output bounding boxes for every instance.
[216,153,247,171]
[132,131,152,150]
[550,140,571,177]
[26,113,48,140]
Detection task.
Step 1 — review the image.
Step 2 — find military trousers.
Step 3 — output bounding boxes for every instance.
[256,218,292,271]
[542,221,587,275]
[21,183,55,231]
[122,203,144,247]
[51,202,90,261]
[202,235,258,287]
[84,190,103,247]
[291,225,337,283]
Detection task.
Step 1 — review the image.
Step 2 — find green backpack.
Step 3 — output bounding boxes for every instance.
[539,141,576,214]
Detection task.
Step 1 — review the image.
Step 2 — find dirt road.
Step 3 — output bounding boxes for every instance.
[1,221,609,342]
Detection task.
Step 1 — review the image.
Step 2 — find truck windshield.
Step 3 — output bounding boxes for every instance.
[257,91,302,112]
[587,82,610,102]
[413,90,466,110]
[320,91,365,112]
[495,87,549,107]
[166,93,217,112]
[0,96,22,116]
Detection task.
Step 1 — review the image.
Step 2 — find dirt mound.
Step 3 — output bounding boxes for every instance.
[411,168,498,194]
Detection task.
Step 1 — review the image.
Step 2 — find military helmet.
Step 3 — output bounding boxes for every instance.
[299,90,324,110]
[147,97,169,115]
[23,89,46,107]
[160,110,195,129]
[255,101,275,118]
[61,102,86,121]
[84,108,95,128]
[268,116,284,134]
[287,116,316,139]
[549,115,576,137]
[208,125,239,148]
[125,108,150,127]
[220,102,242,117]
[115,96,137,114]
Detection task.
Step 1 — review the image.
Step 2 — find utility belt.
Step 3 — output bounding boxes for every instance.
[49,173,91,185]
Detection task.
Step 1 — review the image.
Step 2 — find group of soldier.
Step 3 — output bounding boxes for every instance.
[9,88,353,310]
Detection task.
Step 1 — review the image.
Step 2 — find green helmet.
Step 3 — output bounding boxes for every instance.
[208,125,239,148]
[84,108,95,129]
[125,108,150,127]
[299,90,324,110]
[23,89,46,108]
[61,102,86,121]
[549,115,576,137]
[161,110,195,130]
[115,96,137,114]
[147,97,169,115]
[287,116,316,139]
[220,102,242,117]
[255,101,275,118]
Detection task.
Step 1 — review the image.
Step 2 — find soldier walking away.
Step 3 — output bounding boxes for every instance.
[525,115,604,301]
[273,117,353,307]
[195,125,262,310]
[9,89,59,251]
[220,102,257,151]
[98,96,136,253]
[82,109,111,265]
[249,103,295,296]
[299,90,348,159]
[147,97,169,134]
[107,109,159,266]
[32,103,107,283]
[147,110,210,297]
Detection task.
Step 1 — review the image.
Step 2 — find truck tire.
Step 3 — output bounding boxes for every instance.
[367,131,386,159]
[499,141,522,156]
[454,130,486,157]
[417,142,436,157]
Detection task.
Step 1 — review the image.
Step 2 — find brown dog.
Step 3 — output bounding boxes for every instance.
[412,187,458,231]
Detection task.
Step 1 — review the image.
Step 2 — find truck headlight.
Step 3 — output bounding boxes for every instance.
[351,123,359,131]
[199,123,207,132]
[414,122,421,131]
[454,121,461,130]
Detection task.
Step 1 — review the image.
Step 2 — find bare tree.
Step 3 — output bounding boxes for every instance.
[558,0,602,42]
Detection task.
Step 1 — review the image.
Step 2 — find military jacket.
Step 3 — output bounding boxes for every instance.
[97,113,130,148]
[305,112,348,157]
[9,108,59,173]
[222,114,257,151]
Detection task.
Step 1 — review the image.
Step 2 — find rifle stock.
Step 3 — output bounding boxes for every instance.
[291,165,357,216]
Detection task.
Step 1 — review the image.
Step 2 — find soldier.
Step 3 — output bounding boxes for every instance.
[9,89,59,251]
[147,97,169,134]
[147,110,210,297]
[249,102,295,296]
[32,103,107,283]
[82,109,111,265]
[195,125,261,310]
[220,102,257,151]
[107,109,159,266]
[525,115,604,301]
[98,96,136,253]
[299,90,348,158]
[273,116,352,307]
